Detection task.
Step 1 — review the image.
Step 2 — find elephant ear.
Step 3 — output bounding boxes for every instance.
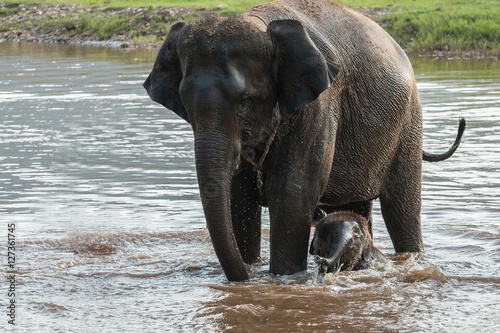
[267,20,340,123]
[309,234,317,255]
[143,22,189,123]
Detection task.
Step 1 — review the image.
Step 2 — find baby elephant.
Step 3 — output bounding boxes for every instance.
[310,211,387,272]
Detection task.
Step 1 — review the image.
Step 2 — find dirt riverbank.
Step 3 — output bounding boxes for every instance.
[0,4,199,48]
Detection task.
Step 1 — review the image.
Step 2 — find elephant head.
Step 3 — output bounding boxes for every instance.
[310,211,371,272]
[144,17,339,281]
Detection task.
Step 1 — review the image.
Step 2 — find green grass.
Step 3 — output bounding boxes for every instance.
[44,15,133,40]
[2,0,499,53]
[374,0,500,52]
[340,0,499,53]
[2,0,269,15]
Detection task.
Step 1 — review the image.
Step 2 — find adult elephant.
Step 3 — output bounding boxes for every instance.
[144,0,463,281]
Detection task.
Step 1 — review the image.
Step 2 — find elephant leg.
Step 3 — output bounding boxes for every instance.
[379,161,424,252]
[231,161,262,264]
[268,196,313,276]
[319,201,374,238]
[267,170,327,275]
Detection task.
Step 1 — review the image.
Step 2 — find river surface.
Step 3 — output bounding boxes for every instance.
[1,42,499,332]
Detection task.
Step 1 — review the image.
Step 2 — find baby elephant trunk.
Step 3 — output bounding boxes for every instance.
[314,221,360,272]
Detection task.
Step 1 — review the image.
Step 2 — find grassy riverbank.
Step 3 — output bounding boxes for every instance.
[1,0,498,57]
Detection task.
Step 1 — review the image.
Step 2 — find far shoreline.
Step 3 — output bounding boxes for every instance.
[1,3,498,60]
[2,38,498,61]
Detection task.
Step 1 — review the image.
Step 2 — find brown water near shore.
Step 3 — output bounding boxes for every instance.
[1,42,500,332]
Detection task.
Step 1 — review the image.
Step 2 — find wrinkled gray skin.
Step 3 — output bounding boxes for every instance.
[144,0,464,281]
[310,211,387,272]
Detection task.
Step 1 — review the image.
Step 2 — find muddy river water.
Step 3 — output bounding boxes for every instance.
[1,42,499,332]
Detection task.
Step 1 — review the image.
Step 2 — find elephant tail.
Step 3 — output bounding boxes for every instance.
[423,118,466,162]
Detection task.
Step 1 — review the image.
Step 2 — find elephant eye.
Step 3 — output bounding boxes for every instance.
[238,98,253,116]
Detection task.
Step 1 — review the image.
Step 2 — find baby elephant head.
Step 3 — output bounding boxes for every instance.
[310,211,371,272]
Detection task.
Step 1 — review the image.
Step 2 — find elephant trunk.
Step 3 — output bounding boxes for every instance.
[314,222,354,271]
[194,130,249,281]
[314,238,347,271]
